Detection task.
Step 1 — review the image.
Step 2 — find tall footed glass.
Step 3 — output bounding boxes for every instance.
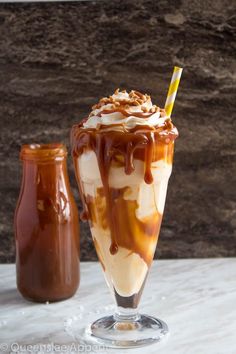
[72,132,177,347]
[71,90,178,348]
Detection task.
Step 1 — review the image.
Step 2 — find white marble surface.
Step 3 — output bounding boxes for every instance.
[0,259,236,354]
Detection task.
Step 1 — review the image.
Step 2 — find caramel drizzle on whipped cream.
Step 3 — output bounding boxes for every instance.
[89,88,166,121]
[91,89,152,110]
[71,89,178,257]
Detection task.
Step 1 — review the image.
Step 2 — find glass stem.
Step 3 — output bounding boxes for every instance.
[114,306,140,322]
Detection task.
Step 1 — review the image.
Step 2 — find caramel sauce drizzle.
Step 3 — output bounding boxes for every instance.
[71,122,178,257]
[97,108,155,119]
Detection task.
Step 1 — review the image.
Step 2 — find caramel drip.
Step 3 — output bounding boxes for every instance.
[97,108,154,119]
[86,186,162,265]
[71,123,178,255]
[144,132,154,184]
[70,130,90,221]
[109,187,162,265]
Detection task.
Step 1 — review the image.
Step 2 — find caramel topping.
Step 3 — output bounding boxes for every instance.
[71,122,178,260]
[89,88,161,119]
[97,108,155,119]
[89,89,154,110]
[141,106,148,113]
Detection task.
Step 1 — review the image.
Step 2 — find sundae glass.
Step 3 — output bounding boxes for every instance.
[71,68,182,348]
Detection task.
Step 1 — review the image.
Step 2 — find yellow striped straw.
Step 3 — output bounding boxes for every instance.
[164,66,183,117]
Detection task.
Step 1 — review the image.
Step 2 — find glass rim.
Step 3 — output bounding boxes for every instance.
[20,143,67,161]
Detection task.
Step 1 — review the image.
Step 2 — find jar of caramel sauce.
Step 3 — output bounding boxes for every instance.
[14,144,80,302]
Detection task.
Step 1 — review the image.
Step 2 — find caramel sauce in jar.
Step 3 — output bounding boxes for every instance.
[14,144,80,302]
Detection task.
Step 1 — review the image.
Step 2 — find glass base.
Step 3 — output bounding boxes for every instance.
[86,313,169,348]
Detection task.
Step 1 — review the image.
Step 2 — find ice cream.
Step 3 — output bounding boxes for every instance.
[71,89,178,306]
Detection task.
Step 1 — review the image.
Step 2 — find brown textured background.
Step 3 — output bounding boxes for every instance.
[0,0,236,263]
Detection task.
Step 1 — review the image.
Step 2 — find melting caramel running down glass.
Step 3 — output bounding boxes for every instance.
[71,89,178,348]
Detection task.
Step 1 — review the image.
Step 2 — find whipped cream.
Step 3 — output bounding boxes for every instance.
[83,89,167,130]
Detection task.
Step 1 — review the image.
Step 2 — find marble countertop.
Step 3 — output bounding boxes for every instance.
[0,259,235,354]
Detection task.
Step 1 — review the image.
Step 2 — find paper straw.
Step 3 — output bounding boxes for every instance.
[164,66,183,117]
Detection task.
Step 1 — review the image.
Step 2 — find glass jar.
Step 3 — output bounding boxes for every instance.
[14,143,80,302]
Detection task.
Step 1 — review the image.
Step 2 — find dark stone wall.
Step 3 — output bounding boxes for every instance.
[0,0,235,262]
